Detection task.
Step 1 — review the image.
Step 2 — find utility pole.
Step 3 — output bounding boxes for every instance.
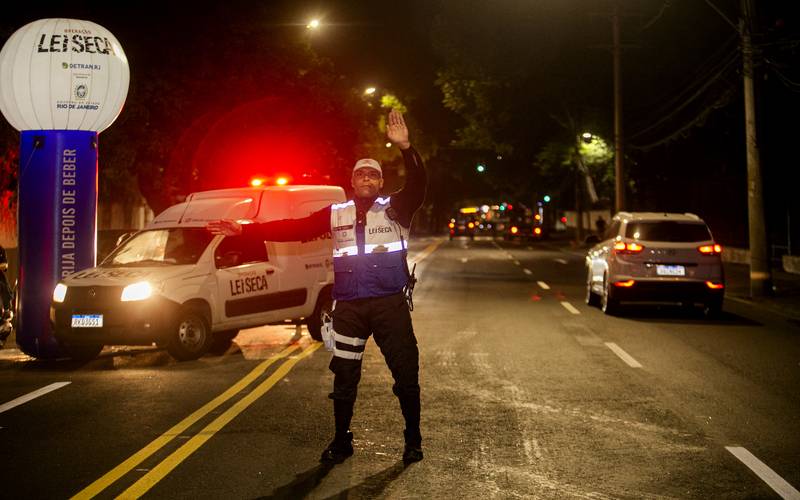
[612,1,625,213]
[740,0,772,297]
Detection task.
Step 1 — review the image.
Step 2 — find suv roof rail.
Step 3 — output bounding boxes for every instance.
[683,212,700,220]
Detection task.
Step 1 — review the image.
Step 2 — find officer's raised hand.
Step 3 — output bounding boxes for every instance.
[387,109,410,150]
[206,219,242,236]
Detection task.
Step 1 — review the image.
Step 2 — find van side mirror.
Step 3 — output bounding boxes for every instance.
[116,232,134,247]
[217,251,242,269]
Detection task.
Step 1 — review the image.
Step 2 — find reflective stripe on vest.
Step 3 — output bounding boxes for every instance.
[329,196,410,300]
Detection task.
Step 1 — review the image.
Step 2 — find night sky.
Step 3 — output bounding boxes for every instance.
[1,1,799,247]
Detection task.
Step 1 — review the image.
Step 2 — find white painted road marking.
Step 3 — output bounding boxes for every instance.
[537,281,550,290]
[514,260,521,266]
[560,302,581,315]
[726,447,800,499]
[523,268,532,275]
[460,257,468,263]
[0,382,71,414]
[554,258,568,265]
[604,343,643,368]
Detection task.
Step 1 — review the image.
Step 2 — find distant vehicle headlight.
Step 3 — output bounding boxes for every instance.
[53,283,68,303]
[121,281,153,302]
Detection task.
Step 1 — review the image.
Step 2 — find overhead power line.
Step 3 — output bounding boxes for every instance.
[628,49,740,140]
[629,85,737,151]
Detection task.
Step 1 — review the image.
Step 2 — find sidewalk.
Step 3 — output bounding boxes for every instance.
[722,262,800,322]
[545,232,800,323]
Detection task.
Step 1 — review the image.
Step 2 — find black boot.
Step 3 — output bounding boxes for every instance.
[402,428,423,465]
[321,399,355,464]
[320,431,354,464]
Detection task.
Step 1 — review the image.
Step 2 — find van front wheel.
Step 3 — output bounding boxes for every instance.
[307,292,333,342]
[167,309,212,361]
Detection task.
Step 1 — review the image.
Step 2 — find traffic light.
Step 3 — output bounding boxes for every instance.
[476,163,486,173]
[543,195,551,203]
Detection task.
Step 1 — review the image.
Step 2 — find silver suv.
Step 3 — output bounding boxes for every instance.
[585,212,724,315]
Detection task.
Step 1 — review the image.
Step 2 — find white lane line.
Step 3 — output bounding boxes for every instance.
[560,301,581,315]
[604,343,643,368]
[0,382,72,414]
[460,257,468,263]
[514,260,521,266]
[726,447,800,499]
[523,268,533,275]
[554,258,568,265]
[537,281,550,290]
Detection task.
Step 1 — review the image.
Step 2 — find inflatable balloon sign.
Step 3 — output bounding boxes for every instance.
[0,19,129,358]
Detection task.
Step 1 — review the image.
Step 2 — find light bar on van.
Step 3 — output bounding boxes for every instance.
[53,283,67,303]
[121,281,153,302]
[698,244,722,255]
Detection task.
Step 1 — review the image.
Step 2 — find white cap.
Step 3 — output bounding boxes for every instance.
[353,158,382,176]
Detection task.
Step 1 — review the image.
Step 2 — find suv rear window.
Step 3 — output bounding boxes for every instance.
[625,221,711,242]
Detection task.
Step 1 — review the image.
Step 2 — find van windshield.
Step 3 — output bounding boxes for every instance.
[102,228,214,267]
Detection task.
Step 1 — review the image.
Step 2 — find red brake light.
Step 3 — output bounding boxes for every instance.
[698,244,722,255]
[613,280,635,287]
[613,241,644,254]
[705,281,724,289]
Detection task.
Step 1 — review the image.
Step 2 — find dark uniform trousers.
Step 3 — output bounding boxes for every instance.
[329,292,421,446]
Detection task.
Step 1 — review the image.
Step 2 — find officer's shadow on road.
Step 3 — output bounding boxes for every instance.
[259,460,407,500]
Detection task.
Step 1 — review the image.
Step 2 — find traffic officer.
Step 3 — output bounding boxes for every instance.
[207,109,426,465]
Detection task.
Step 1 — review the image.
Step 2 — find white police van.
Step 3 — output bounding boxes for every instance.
[51,185,345,361]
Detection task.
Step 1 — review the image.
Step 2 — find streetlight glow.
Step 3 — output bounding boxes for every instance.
[365,87,376,95]
[306,19,321,30]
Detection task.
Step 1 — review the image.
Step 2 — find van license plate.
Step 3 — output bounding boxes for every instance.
[72,314,103,328]
[656,265,685,276]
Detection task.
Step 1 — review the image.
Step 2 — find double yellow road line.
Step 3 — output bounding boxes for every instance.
[72,341,321,499]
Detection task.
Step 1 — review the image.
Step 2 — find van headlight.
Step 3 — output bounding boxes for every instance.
[53,283,68,303]
[121,281,153,302]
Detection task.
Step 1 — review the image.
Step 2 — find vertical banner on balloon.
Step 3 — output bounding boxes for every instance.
[17,131,98,357]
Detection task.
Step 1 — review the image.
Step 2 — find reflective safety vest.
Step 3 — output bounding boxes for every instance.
[330,196,410,300]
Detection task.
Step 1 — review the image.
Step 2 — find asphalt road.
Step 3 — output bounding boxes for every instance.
[0,236,798,499]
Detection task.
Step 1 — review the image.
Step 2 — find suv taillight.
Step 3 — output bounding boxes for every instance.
[613,241,644,254]
[698,244,722,255]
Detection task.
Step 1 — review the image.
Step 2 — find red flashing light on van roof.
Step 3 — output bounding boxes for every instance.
[250,178,264,187]
[275,177,289,186]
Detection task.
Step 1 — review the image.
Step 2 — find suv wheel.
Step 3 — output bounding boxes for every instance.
[704,297,723,318]
[307,291,333,342]
[167,308,212,361]
[585,268,600,307]
[601,274,620,315]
